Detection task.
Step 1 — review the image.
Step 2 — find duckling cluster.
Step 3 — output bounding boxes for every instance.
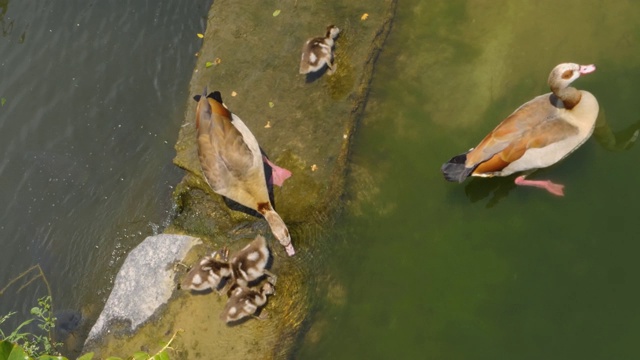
[182,235,277,323]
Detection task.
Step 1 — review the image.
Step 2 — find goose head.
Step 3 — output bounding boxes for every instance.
[548,63,595,91]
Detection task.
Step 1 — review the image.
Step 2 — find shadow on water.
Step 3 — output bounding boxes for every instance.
[304,68,328,83]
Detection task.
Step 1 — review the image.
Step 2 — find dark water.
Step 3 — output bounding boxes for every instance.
[0,0,211,338]
[300,1,640,359]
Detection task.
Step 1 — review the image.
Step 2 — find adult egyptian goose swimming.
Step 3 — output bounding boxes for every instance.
[196,89,295,255]
[229,235,277,288]
[441,63,600,196]
[181,249,232,292]
[299,25,340,75]
[220,282,275,323]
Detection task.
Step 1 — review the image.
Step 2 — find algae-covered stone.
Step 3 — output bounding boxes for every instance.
[86,0,397,358]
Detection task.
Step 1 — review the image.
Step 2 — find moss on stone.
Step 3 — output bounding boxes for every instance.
[87,0,398,358]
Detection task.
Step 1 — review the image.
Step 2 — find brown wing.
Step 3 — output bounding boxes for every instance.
[467,95,578,174]
[197,98,254,191]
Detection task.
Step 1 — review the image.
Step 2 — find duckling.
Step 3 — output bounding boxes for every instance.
[220,282,275,323]
[299,25,340,75]
[195,89,295,256]
[181,249,232,292]
[228,235,277,289]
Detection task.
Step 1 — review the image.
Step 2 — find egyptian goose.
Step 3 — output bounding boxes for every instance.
[181,249,232,292]
[220,282,275,323]
[299,25,340,75]
[229,235,277,288]
[195,89,295,255]
[441,63,600,196]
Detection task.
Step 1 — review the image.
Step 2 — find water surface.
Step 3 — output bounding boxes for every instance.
[300,1,640,359]
[0,0,211,339]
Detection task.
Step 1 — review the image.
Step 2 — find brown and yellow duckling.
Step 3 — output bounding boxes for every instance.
[181,249,232,292]
[299,25,340,75]
[229,235,277,288]
[220,281,275,323]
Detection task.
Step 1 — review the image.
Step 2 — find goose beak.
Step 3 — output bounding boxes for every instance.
[579,64,596,75]
[285,243,295,256]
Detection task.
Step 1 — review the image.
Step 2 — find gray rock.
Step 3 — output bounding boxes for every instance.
[85,234,201,344]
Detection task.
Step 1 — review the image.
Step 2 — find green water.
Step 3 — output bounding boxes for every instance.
[300,1,640,359]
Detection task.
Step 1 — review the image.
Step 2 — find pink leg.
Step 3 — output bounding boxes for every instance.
[262,156,292,187]
[514,175,565,196]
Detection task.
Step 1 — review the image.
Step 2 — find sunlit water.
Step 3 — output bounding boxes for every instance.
[0,0,211,343]
[299,1,640,359]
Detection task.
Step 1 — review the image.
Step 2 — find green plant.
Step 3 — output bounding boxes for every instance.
[0,296,62,357]
[0,328,182,360]
[0,266,182,359]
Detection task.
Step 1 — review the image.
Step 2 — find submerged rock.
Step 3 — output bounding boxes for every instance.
[84,234,201,346]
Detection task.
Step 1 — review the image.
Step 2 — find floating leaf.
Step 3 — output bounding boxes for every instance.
[264,121,271,128]
[1,98,5,107]
[268,101,274,108]
[205,61,213,68]
[272,9,281,17]
[361,13,369,21]
[214,57,221,64]
[196,33,204,38]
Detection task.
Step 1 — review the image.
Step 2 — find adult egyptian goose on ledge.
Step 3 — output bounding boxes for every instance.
[299,25,340,75]
[441,63,600,196]
[195,88,295,255]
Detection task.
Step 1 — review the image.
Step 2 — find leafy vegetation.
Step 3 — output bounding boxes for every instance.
[0,265,182,359]
[0,296,62,357]
[0,327,182,359]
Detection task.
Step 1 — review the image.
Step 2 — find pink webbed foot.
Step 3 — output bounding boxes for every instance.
[514,175,565,196]
[262,156,292,187]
